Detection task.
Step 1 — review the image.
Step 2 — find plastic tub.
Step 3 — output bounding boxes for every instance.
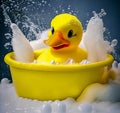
[4,49,114,100]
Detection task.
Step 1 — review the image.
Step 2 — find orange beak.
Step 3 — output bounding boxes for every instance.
[44,31,70,50]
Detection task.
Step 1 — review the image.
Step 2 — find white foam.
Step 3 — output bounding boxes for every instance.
[80,59,90,64]
[83,15,107,62]
[11,23,34,63]
[0,78,120,113]
[30,29,49,50]
[64,59,74,64]
[111,61,120,84]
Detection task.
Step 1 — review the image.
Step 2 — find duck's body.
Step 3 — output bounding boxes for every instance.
[36,13,87,63]
[37,47,87,64]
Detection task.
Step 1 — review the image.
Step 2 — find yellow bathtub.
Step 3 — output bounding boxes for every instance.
[4,49,114,100]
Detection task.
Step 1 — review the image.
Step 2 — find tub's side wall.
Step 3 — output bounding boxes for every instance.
[10,65,104,100]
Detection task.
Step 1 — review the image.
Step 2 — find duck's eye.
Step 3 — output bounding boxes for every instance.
[51,27,54,34]
[68,30,73,38]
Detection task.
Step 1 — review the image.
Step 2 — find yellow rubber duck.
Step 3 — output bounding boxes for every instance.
[37,13,87,64]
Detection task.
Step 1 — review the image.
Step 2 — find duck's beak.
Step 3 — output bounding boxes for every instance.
[44,31,70,50]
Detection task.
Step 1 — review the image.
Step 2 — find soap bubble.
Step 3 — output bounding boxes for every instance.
[4,42,12,49]
[64,59,74,64]
[57,102,66,113]
[111,39,118,47]
[41,103,52,113]
[50,60,56,64]
[80,59,90,64]
[1,78,10,84]
[112,61,118,69]
[78,103,92,113]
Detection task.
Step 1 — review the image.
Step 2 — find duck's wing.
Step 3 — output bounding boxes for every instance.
[11,23,34,63]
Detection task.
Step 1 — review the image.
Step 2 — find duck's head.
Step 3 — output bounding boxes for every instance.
[44,13,83,52]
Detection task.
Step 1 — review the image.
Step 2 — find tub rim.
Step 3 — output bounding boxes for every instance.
[4,51,114,71]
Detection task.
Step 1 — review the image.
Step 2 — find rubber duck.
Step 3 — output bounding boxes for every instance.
[37,13,87,64]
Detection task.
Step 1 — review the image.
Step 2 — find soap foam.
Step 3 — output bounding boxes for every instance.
[11,23,34,63]
[83,14,107,62]
[0,78,120,113]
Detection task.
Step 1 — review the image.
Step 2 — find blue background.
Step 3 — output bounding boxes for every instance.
[0,0,120,81]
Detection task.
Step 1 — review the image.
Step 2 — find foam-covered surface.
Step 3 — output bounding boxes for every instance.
[0,78,120,113]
